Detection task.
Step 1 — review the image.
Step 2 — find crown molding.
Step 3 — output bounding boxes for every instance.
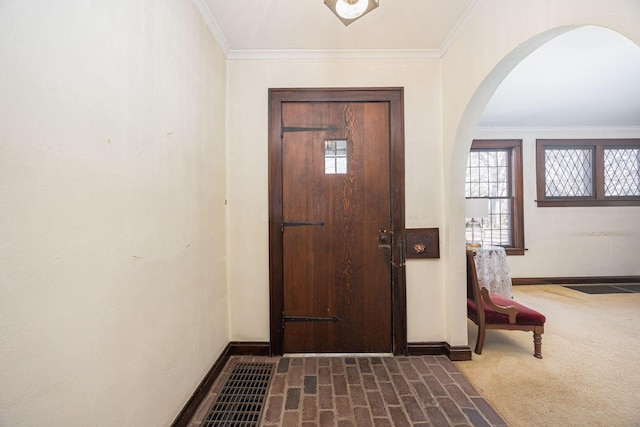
[226,49,441,61]
[438,0,486,57]
[191,0,230,56]
[475,126,640,134]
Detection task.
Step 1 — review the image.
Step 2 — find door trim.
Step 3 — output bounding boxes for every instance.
[268,88,406,355]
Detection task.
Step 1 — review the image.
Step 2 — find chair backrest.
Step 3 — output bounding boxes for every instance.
[466,250,486,324]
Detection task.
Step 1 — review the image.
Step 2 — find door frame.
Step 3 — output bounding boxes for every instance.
[268,87,406,356]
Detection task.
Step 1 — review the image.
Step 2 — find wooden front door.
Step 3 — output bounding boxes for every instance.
[269,88,406,355]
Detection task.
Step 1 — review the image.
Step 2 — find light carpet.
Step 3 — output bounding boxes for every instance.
[454,284,640,427]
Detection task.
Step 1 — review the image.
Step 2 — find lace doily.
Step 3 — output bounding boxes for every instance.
[473,246,513,298]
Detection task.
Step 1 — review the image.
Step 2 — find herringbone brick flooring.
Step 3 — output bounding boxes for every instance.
[189,355,507,426]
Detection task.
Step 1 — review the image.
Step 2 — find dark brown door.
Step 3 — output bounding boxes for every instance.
[269,88,406,355]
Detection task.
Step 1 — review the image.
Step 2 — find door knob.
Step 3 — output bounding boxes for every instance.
[378,227,389,244]
[378,229,391,264]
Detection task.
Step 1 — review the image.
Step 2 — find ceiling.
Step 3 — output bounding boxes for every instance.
[479,25,640,129]
[195,0,479,57]
[194,1,640,128]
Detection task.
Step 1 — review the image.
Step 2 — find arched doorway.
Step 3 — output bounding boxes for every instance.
[445,21,640,349]
[470,25,640,276]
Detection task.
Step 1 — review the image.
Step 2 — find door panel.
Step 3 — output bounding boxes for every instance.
[281,101,392,353]
[268,88,406,356]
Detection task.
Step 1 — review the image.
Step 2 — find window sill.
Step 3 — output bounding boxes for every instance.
[536,199,640,207]
[505,248,525,256]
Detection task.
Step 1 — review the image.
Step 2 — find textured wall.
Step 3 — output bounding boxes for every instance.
[2,0,640,425]
[0,1,228,425]
[226,59,446,344]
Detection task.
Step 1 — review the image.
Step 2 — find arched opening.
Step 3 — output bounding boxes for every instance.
[449,25,640,426]
[448,24,640,347]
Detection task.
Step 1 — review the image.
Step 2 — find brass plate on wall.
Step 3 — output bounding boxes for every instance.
[405,228,439,259]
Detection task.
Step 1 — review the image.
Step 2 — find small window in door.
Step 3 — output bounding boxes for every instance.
[325,140,348,174]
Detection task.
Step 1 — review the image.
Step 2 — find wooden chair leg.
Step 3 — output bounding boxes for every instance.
[474,324,486,355]
[533,330,543,359]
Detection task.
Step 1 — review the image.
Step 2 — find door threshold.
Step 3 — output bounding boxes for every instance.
[284,353,394,358]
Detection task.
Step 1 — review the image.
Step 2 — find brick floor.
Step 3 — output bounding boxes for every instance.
[188,355,507,427]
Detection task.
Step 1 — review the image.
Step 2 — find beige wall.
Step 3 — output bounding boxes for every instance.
[2,0,640,425]
[226,59,447,343]
[0,0,228,425]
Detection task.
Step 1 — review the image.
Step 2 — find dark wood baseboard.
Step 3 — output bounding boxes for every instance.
[170,342,233,427]
[512,275,640,286]
[229,341,271,356]
[170,341,270,427]
[407,342,472,361]
[446,344,473,361]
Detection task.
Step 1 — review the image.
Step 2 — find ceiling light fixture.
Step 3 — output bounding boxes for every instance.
[324,0,379,26]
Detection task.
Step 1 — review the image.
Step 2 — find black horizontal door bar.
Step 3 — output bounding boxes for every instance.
[282,126,338,133]
[284,315,341,323]
[283,221,325,227]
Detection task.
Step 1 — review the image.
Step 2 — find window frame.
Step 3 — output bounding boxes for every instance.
[468,139,525,256]
[536,139,640,207]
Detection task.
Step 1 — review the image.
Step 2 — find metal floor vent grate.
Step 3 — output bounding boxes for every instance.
[202,362,274,427]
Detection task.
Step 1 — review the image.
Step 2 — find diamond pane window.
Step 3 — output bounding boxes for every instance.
[536,139,640,207]
[544,148,593,197]
[604,148,640,196]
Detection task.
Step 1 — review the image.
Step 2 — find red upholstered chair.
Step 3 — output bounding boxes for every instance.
[466,250,546,358]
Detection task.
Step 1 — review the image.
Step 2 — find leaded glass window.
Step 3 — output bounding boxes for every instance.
[544,148,593,197]
[536,139,640,206]
[604,148,640,197]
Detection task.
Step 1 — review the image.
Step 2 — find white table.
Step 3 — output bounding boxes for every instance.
[472,246,513,298]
